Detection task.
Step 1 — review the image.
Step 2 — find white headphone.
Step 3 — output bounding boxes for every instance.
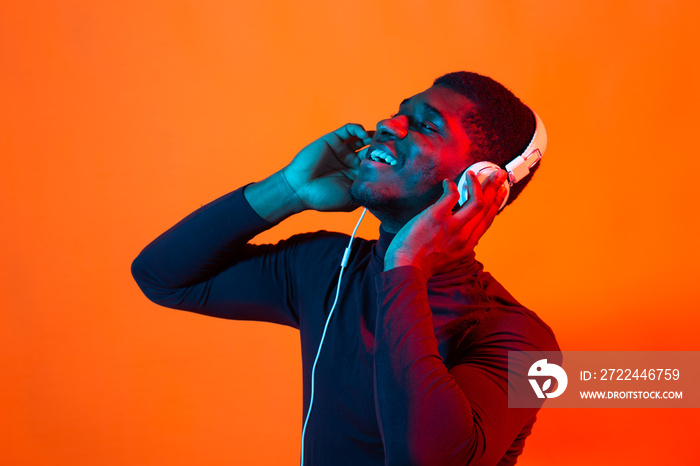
[456,109,547,210]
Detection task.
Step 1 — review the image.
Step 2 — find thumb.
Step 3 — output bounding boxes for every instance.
[435,179,460,210]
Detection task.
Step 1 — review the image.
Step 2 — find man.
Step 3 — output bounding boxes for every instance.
[132,71,560,465]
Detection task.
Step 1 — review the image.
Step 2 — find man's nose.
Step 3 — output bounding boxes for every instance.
[376,115,408,140]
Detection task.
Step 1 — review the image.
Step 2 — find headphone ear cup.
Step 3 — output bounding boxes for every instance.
[456,162,510,211]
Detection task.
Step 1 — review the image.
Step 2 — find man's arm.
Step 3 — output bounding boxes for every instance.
[131,124,372,322]
[242,170,305,224]
[374,171,542,464]
[130,186,302,325]
[373,267,554,465]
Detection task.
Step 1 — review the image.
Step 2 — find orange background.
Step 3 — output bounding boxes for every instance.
[2,1,699,464]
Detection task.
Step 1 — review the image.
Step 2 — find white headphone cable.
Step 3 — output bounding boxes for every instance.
[299,207,367,466]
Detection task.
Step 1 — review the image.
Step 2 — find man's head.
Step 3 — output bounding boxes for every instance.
[350,71,537,232]
[433,71,537,207]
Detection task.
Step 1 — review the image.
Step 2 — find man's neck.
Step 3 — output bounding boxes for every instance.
[378,219,401,235]
[370,207,420,235]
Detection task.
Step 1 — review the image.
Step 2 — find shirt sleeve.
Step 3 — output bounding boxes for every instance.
[131,186,301,327]
[373,265,557,466]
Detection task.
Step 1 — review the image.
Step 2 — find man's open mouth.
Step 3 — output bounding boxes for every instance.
[368,148,398,166]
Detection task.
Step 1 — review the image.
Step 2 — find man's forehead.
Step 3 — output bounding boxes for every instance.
[399,86,475,118]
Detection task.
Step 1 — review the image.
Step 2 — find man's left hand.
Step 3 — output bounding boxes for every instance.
[383,170,508,278]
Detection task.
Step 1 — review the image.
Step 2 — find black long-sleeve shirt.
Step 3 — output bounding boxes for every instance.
[131,186,560,465]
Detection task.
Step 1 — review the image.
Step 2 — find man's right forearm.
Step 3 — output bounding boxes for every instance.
[244,170,306,224]
[131,186,273,307]
[131,184,301,326]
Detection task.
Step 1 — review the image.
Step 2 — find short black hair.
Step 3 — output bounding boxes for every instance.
[433,71,539,207]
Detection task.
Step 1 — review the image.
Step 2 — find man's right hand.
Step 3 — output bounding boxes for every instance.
[244,124,373,224]
[282,123,373,212]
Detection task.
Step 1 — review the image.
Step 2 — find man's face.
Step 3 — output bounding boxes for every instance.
[350,85,475,229]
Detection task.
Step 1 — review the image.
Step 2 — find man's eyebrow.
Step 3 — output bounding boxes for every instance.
[422,103,445,122]
[398,97,446,123]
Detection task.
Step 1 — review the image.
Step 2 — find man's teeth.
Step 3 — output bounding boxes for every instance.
[369,149,397,166]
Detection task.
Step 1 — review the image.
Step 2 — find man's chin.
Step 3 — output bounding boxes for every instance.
[351,181,410,223]
[350,181,390,210]
[351,182,416,233]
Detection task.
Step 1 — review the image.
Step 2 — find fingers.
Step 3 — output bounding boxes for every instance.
[356,146,369,160]
[432,179,461,217]
[349,130,376,151]
[325,123,373,149]
[319,123,373,167]
[458,170,507,247]
[451,172,484,225]
[463,184,504,247]
[453,170,506,226]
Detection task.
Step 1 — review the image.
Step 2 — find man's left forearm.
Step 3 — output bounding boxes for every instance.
[373,267,476,465]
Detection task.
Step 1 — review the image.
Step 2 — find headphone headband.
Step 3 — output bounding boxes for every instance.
[457,108,547,209]
[504,109,547,185]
